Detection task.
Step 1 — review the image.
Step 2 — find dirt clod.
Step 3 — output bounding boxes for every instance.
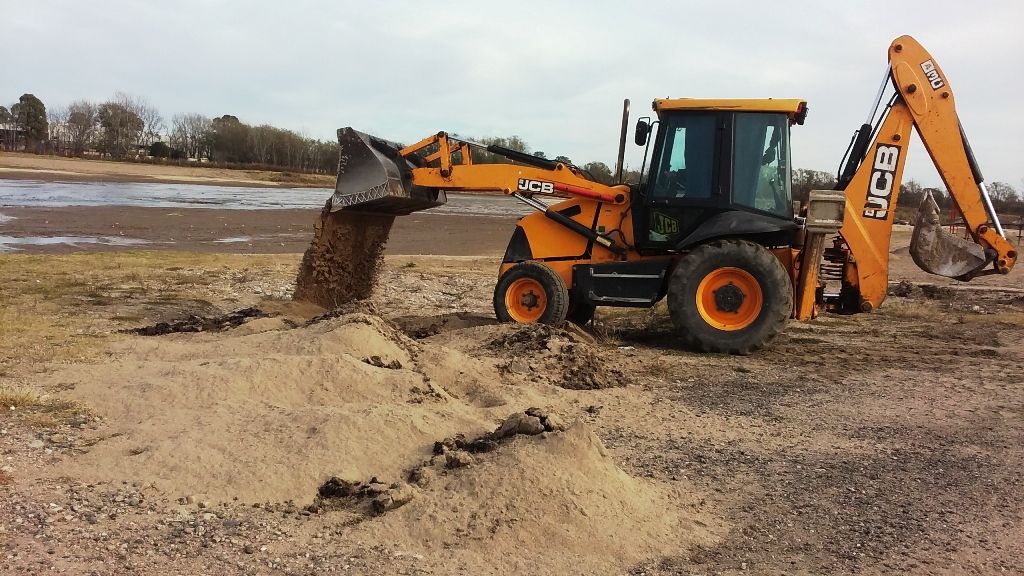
[445,450,475,469]
[888,280,923,298]
[363,355,402,369]
[493,412,545,439]
[125,307,266,335]
[293,204,394,309]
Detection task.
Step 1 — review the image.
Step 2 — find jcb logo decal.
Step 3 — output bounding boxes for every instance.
[920,60,945,90]
[517,179,554,194]
[863,144,901,220]
[653,212,679,235]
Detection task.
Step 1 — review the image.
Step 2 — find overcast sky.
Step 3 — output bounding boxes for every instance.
[2,0,1021,188]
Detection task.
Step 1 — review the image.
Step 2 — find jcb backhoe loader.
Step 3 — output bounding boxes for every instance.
[327,35,1016,354]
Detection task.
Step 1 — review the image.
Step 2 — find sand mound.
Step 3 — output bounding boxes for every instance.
[348,423,719,573]
[35,310,512,503]
[293,204,394,309]
[489,324,628,389]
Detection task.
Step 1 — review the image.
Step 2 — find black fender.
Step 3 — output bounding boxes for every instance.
[674,210,799,250]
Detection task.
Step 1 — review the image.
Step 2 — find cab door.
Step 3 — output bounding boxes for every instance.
[634,111,731,253]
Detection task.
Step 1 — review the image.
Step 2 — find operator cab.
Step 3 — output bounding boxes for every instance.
[632,98,807,253]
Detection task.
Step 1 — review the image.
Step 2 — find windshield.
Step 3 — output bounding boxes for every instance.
[732,113,792,218]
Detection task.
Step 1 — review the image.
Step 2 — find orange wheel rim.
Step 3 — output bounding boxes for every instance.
[505,278,548,322]
[695,267,763,331]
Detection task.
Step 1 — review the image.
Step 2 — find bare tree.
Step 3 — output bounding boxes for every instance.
[170,113,212,160]
[135,97,164,148]
[247,125,274,165]
[0,106,13,150]
[2,102,22,150]
[47,105,69,154]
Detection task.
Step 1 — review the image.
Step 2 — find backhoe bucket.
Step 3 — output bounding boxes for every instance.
[909,191,991,279]
[329,127,446,215]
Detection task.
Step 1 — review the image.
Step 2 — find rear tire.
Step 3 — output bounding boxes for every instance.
[494,262,569,326]
[667,239,791,355]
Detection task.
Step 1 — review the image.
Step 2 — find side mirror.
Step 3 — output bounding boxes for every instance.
[634,119,650,146]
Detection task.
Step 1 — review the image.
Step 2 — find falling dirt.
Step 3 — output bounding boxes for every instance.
[292,203,395,309]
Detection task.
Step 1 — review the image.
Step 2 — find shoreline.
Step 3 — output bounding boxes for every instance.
[0,151,335,188]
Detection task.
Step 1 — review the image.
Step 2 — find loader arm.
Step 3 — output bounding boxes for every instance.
[331,127,627,209]
[400,131,627,204]
[833,35,1017,313]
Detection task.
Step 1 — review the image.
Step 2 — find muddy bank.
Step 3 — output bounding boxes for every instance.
[0,205,518,255]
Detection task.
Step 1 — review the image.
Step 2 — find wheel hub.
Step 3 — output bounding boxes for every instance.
[713,282,746,313]
[520,290,539,310]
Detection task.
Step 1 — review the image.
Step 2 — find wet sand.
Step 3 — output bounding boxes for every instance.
[0,151,334,188]
[0,206,519,256]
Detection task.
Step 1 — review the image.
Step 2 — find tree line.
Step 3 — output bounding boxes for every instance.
[1,92,338,174]
[3,92,1022,213]
[793,168,1024,220]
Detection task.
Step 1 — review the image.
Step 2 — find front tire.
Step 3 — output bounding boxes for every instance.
[494,262,569,326]
[667,239,792,355]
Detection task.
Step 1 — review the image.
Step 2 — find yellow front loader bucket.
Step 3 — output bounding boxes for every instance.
[909,191,992,280]
[329,127,447,215]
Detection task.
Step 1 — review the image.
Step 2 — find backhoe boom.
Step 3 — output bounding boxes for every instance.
[831,35,1017,313]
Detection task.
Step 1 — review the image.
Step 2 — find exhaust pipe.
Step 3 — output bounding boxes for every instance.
[614,99,630,184]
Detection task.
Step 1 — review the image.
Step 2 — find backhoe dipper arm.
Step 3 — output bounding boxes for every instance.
[836,36,1017,312]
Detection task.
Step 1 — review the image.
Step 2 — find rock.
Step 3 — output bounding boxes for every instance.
[198,501,210,509]
[510,357,530,374]
[390,483,417,507]
[48,434,65,444]
[544,413,568,432]
[371,483,417,515]
[364,482,389,497]
[128,498,140,507]
[202,513,217,521]
[243,544,255,554]
[318,477,361,498]
[524,407,548,419]
[563,322,597,344]
[222,519,241,528]
[445,450,475,469]
[28,440,44,449]
[493,412,545,439]
[1,465,12,473]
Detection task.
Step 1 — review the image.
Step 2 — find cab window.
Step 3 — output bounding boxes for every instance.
[732,113,792,218]
[650,114,716,200]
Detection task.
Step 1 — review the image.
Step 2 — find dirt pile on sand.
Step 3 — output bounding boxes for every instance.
[125,307,268,335]
[293,203,394,309]
[34,309,508,503]
[489,324,628,389]
[347,422,720,573]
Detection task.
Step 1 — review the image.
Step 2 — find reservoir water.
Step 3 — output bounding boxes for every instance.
[0,179,541,217]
